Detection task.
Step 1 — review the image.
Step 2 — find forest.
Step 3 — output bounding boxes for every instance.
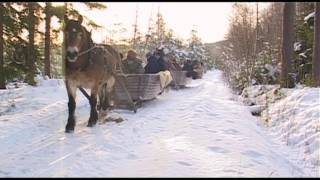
[208,2,320,93]
[0,2,211,89]
[0,2,319,177]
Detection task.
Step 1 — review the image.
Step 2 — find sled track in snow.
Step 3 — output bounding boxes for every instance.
[0,104,87,153]
[0,71,312,177]
[0,103,120,176]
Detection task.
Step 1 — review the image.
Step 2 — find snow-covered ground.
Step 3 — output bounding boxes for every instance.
[241,85,320,176]
[0,70,318,177]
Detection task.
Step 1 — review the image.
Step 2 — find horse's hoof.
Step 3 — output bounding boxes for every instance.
[65,128,74,133]
[65,123,75,133]
[87,121,96,127]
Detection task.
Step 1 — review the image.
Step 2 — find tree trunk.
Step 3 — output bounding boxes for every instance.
[44,2,51,78]
[280,2,296,88]
[313,2,320,86]
[0,3,5,89]
[26,2,36,86]
[255,3,259,54]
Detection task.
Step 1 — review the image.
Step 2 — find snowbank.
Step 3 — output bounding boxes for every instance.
[240,85,284,106]
[0,77,87,123]
[241,85,320,176]
[265,87,320,172]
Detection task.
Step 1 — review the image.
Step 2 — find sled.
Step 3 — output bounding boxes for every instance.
[170,71,192,89]
[113,73,162,112]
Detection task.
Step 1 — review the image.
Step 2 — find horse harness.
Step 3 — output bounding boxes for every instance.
[78,43,97,72]
[68,43,119,74]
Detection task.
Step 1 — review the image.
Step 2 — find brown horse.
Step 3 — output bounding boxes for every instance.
[63,15,121,133]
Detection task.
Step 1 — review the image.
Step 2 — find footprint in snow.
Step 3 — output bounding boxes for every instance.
[208,146,229,154]
[223,169,244,175]
[226,120,234,124]
[127,153,138,159]
[176,161,192,166]
[21,168,30,174]
[207,129,217,133]
[0,170,9,176]
[208,112,218,117]
[242,150,264,158]
[174,148,184,152]
[223,129,240,135]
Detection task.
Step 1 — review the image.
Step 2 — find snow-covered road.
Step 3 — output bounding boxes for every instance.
[0,70,310,177]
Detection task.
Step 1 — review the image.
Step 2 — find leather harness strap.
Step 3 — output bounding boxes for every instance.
[79,43,97,72]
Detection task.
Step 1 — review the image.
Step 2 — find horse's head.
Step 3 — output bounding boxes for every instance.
[64,15,92,63]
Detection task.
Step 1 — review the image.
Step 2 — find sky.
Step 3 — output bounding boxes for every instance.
[69,2,270,44]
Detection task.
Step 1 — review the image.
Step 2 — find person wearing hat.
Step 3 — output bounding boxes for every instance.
[144,48,168,74]
[167,53,182,71]
[182,60,194,78]
[145,51,153,62]
[122,49,144,74]
[144,47,172,90]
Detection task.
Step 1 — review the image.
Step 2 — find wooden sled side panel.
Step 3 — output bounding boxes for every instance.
[170,71,191,87]
[113,73,162,110]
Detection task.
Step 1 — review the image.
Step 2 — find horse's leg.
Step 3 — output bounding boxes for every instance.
[65,80,77,133]
[107,88,115,109]
[106,76,116,109]
[98,77,115,118]
[97,83,108,120]
[98,83,109,111]
[87,85,99,127]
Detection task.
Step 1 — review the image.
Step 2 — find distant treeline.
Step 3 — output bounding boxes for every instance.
[208,2,320,93]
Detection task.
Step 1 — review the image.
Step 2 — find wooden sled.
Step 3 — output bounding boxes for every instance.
[170,71,192,89]
[113,73,162,112]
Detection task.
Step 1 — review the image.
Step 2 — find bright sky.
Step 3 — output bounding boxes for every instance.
[70,2,270,44]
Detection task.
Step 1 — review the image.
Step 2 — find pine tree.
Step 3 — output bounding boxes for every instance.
[295,2,314,83]
[313,2,320,86]
[0,3,5,89]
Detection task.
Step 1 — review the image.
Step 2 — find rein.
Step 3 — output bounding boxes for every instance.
[76,44,96,72]
[77,45,97,57]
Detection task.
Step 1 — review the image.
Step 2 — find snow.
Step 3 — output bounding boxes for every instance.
[241,85,320,176]
[263,87,320,175]
[304,12,315,22]
[264,64,278,81]
[299,52,308,59]
[240,85,283,106]
[0,70,318,177]
[294,42,302,52]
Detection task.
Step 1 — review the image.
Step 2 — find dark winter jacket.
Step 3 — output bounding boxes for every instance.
[122,57,144,74]
[182,60,201,79]
[144,54,168,74]
[182,61,193,72]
